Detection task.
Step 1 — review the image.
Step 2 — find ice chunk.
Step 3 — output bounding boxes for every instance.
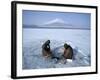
[67,59,73,62]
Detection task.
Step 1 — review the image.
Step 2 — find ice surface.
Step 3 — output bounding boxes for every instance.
[22,28,91,69]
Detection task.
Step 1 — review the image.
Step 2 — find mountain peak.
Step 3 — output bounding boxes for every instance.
[43,18,66,25]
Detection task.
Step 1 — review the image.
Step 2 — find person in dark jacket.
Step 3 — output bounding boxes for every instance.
[42,40,52,58]
[63,43,73,59]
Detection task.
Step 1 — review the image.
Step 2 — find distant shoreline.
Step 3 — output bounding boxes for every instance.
[23,26,90,30]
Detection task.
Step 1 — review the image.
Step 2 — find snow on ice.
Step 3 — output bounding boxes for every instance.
[22,28,91,69]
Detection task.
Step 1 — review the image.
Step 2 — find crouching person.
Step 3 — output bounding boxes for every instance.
[56,43,73,64]
[42,40,52,58]
[63,43,73,62]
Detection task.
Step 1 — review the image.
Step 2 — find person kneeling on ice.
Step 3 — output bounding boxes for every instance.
[54,43,74,64]
[62,43,73,62]
[42,40,52,58]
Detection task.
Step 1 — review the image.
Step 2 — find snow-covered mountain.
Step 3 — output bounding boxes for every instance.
[23,18,90,29]
[42,18,71,27]
[43,18,66,25]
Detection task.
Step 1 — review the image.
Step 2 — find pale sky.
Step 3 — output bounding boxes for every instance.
[23,10,91,29]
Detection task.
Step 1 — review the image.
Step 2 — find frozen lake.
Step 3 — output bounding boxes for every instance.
[22,28,91,69]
